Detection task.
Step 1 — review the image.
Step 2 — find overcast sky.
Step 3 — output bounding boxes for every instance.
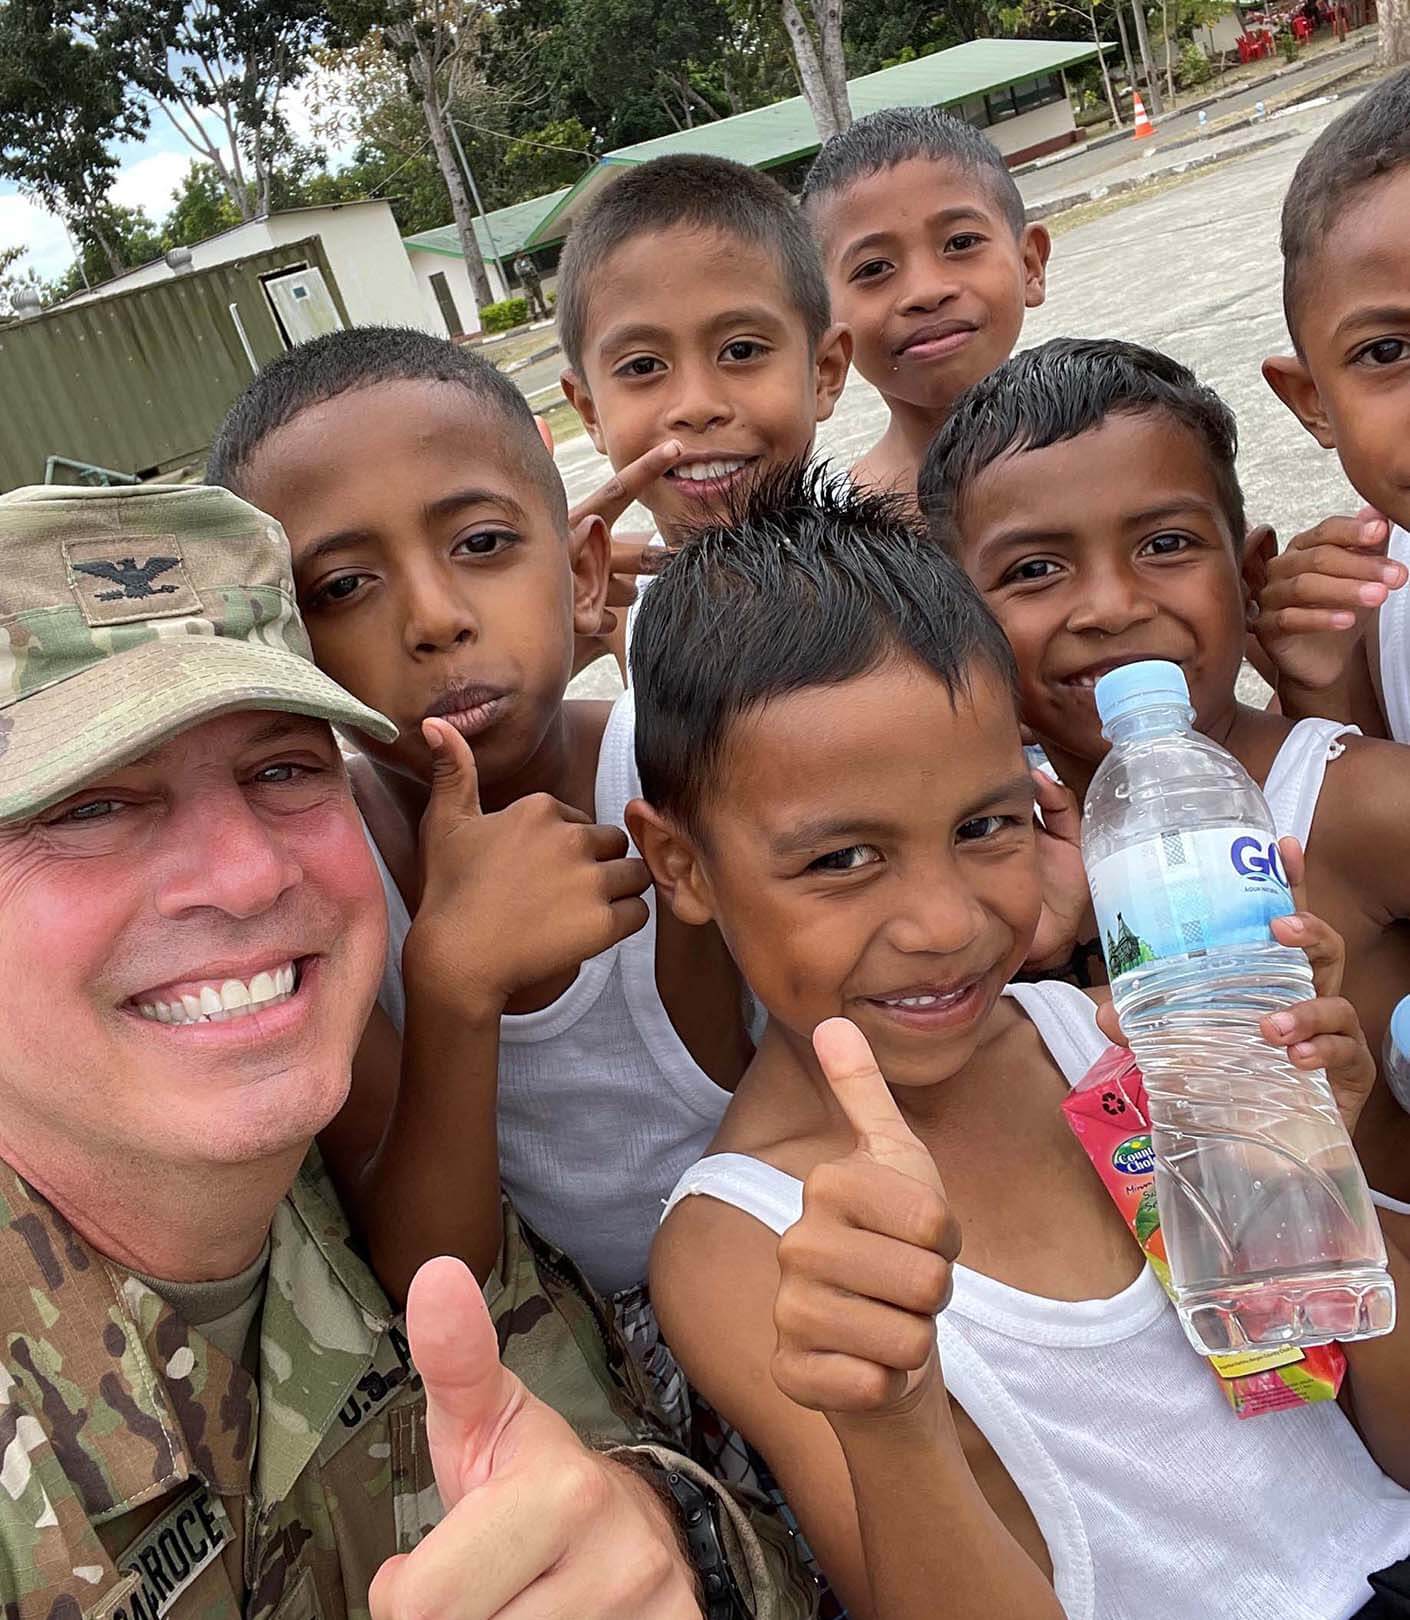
[1,82,357,283]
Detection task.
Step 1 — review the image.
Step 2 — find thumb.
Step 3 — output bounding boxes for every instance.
[814,1018,937,1184]
[407,1256,528,1508]
[421,718,482,821]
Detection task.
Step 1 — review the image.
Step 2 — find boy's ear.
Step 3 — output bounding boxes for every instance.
[568,510,612,636]
[1241,521,1278,620]
[1262,353,1336,449]
[560,367,607,456]
[624,798,717,926]
[812,322,853,425]
[1021,224,1052,310]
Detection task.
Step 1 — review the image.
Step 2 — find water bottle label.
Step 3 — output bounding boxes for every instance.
[1089,825,1293,976]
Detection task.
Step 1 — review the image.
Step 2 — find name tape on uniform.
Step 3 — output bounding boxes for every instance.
[106,1485,233,1620]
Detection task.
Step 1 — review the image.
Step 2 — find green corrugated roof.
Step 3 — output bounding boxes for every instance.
[405,37,1098,262]
[404,185,575,264]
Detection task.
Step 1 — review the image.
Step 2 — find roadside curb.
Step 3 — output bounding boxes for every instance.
[1011,34,1373,177]
[1026,127,1296,221]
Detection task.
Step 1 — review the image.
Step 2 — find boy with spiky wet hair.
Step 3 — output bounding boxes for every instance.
[1257,70,1410,738]
[801,106,1050,501]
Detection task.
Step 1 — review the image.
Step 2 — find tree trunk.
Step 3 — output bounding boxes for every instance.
[1093,3,1125,124]
[1114,0,1139,97]
[1130,0,1163,112]
[1380,0,1410,65]
[780,0,843,142]
[396,29,494,309]
[89,214,125,278]
[1161,0,1175,101]
[815,0,853,134]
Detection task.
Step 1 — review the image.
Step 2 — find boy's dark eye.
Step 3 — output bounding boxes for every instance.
[1355,337,1409,367]
[1142,532,1192,558]
[957,814,1010,842]
[316,572,370,606]
[453,529,517,558]
[617,355,664,378]
[721,339,767,363]
[808,844,882,873]
[1003,558,1060,585]
[945,232,985,252]
[850,259,891,283]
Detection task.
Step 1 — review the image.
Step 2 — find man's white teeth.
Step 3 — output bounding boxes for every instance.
[672,458,746,483]
[136,962,297,1025]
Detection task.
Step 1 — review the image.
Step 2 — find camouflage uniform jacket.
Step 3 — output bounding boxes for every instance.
[0,1154,817,1620]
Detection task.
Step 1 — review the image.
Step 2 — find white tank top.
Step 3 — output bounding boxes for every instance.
[370,690,731,1296]
[1261,716,1360,850]
[663,979,1410,1619]
[1380,525,1410,745]
[667,972,1410,1620]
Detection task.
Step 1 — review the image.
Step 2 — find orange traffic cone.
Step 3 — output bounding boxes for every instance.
[1132,91,1156,139]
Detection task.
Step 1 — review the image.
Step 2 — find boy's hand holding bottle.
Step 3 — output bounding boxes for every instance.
[772,1018,958,1423]
[1094,835,1376,1138]
[406,717,651,1015]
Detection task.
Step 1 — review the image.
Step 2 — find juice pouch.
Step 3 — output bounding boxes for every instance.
[1063,1043,1346,1417]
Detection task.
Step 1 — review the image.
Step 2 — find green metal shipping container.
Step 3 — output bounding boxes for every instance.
[0,237,349,493]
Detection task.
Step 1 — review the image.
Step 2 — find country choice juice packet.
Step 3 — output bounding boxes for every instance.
[1063,1043,1346,1417]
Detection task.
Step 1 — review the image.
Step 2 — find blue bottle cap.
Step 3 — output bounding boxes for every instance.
[1094,660,1191,728]
[1390,995,1410,1063]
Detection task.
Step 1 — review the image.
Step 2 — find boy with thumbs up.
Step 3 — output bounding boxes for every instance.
[630,468,1410,1620]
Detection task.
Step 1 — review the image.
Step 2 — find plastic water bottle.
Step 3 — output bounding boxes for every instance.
[1083,661,1393,1355]
[1385,997,1410,1114]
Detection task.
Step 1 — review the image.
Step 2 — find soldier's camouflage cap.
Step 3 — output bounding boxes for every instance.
[0,483,397,823]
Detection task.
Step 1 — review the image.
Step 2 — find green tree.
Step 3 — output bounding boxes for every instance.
[0,0,146,275]
[500,117,594,201]
[43,202,165,297]
[161,161,243,246]
[93,0,326,219]
[322,2,507,307]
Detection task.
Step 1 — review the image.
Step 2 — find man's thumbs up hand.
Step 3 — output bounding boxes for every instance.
[370,1257,703,1620]
[771,1020,958,1423]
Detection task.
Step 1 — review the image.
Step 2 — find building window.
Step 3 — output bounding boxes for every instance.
[985,85,1019,123]
[1013,73,1064,113]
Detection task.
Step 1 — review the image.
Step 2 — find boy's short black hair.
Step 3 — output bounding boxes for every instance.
[1280,69,1410,348]
[207,324,564,519]
[556,155,831,373]
[800,105,1025,237]
[632,462,1018,835]
[919,336,1246,553]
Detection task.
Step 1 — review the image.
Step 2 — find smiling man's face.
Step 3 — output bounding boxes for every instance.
[0,711,386,1184]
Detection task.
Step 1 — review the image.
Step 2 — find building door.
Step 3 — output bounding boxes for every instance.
[430,271,464,337]
[263,268,343,347]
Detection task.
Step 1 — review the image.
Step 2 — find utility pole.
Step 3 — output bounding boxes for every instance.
[1130,0,1164,113]
[448,118,508,300]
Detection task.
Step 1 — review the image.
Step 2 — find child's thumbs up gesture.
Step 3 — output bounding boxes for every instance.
[772,1018,959,1422]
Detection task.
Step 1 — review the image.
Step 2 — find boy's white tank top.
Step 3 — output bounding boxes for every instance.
[1260,715,1360,851]
[663,979,1410,1620]
[368,689,731,1296]
[1380,525,1410,744]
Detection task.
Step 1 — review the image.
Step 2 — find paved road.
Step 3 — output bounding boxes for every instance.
[1018,34,1374,200]
[559,92,1368,699]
